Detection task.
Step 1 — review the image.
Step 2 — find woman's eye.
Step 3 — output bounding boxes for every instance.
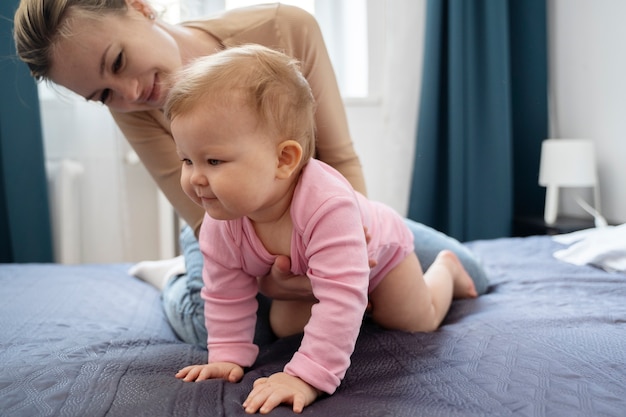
[99,89,111,104]
[112,52,123,73]
[97,52,123,104]
[208,159,221,166]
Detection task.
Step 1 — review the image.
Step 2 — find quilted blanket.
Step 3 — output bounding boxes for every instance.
[1,235,625,416]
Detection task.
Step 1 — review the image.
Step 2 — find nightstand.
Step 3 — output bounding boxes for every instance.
[512,215,595,237]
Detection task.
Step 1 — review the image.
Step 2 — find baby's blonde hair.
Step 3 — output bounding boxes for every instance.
[14,0,129,80]
[165,44,316,164]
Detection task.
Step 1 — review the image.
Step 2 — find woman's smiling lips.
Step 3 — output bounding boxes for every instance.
[142,74,161,106]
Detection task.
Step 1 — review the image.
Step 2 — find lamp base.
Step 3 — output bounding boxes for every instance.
[543,185,559,225]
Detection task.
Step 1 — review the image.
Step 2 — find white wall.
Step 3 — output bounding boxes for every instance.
[548,0,626,224]
[363,0,626,225]
[347,0,425,216]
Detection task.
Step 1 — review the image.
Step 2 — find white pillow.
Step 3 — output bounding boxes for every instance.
[553,223,626,273]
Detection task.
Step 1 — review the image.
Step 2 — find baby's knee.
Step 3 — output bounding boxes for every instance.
[270,300,315,338]
[371,306,440,334]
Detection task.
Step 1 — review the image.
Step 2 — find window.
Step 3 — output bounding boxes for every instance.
[151,0,183,23]
[180,0,371,99]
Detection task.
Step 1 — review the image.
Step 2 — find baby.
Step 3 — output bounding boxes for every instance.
[165,44,476,414]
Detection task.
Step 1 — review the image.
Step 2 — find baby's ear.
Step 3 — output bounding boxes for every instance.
[276,140,303,179]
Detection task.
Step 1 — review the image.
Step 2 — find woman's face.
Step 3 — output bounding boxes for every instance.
[49,3,182,113]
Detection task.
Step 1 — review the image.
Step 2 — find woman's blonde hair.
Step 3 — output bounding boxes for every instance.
[13,0,128,80]
[165,44,317,164]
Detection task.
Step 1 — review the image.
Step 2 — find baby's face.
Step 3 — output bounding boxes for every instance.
[172,100,282,222]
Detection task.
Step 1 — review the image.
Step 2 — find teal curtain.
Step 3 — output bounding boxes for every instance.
[408,0,548,241]
[0,1,53,262]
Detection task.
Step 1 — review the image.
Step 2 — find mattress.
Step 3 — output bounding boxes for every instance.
[1,235,624,416]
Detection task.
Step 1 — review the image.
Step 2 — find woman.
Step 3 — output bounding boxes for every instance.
[13,0,489,348]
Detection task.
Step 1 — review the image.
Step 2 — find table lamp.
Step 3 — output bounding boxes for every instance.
[538,139,598,225]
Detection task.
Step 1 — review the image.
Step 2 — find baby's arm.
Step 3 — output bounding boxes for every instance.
[176,362,244,383]
[243,372,320,414]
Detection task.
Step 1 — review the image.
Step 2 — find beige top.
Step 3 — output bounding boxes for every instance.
[111,3,365,236]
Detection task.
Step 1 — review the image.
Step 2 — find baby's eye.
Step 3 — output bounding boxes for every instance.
[181,158,192,165]
[208,159,222,166]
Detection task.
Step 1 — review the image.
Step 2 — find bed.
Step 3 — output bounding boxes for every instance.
[1,234,625,417]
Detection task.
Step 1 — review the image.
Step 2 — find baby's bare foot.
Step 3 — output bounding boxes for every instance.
[435,250,477,299]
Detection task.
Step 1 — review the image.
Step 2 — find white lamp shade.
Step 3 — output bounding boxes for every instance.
[538,139,597,187]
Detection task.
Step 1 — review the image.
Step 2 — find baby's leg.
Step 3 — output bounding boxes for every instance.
[369,250,476,333]
[269,300,316,338]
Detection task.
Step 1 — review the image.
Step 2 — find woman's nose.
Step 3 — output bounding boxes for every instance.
[113,78,141,103]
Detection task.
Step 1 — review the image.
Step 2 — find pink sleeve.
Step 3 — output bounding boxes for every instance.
[199,216,259,366]
[284,193,370,394]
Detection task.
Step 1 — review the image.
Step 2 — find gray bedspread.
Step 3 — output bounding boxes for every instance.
[1,235,625,416]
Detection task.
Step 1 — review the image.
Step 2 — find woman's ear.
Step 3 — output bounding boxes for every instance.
[276,140,303,179]
[127,0,155,19]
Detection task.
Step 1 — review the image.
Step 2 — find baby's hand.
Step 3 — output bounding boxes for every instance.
[243,372,320,414]
[175,362,244,383]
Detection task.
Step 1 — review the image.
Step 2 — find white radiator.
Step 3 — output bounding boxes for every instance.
[46,159,84,264]
[126,150,179,259]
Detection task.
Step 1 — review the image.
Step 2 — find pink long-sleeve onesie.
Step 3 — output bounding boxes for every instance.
[199,159,414,394]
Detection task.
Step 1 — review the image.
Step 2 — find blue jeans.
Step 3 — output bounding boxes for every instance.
[402,218,489,295]
[162,220,489,348]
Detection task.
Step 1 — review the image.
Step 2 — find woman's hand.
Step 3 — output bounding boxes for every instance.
[243,372,320,414]
[258,226,376,301]
[257,255,316,301]
[363,226,377,268]
[175,362,244,383]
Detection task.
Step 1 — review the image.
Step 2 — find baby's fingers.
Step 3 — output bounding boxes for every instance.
[243,386,285,415]
[252,377,269,388]
[227,366,244,383]
[179,365,206,381]
[244,382,306,414]
[291,393,307,413]
[177,363,244,383]
[175,365,214,382]
[175,365,195,380]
